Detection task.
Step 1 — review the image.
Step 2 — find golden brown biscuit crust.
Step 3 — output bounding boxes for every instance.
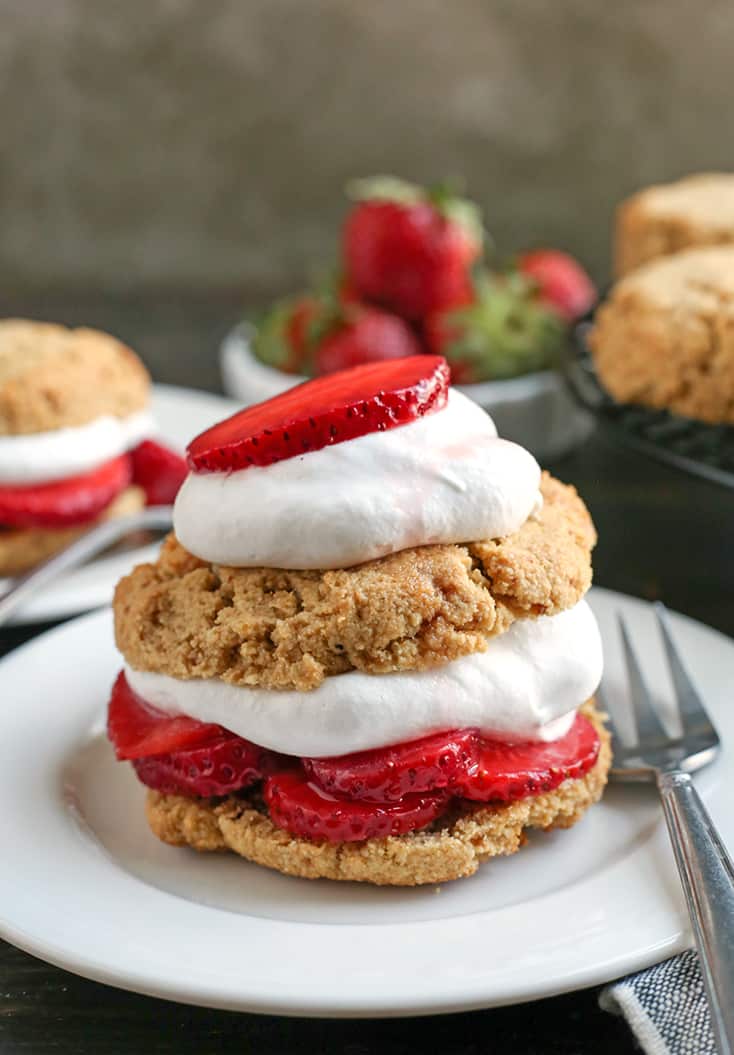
[615,173,734,277]
[114,473,595,691]
[0,319,150,435]
[145,701,610,886]
[0,486,145,577]
[590,247,734,424]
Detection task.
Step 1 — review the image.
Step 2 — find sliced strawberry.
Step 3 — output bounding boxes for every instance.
[130,440,188,505]
[264,768,449,843]
[132,735,271,797]
[304,728,477,802]
[0,454,132,529]
[107,671,225,761]
[187,355,449,473]
[456,714,600,803]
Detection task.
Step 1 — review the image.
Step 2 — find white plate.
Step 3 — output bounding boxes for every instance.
[220,323,594,461]
[0,586,731,1016]
[0,384,242,626]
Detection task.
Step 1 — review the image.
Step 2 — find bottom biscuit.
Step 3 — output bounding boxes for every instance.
[145,701,611,886]
[0,486,145,577]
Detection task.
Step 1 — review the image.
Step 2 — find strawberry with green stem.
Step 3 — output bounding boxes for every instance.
[343,176,483,321]
[424,272,566,384]
[252,289,421,379]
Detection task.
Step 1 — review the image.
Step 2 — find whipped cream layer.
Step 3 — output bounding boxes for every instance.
[174,390,542,569]
[0,410,155,485]
[125,600,602,758]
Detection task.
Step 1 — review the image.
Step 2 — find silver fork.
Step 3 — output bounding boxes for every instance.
[603,603,734,1055]
[0,506,172,628]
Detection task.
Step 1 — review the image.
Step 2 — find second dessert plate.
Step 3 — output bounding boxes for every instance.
[0,587,731,1016]
[0,384,242,625]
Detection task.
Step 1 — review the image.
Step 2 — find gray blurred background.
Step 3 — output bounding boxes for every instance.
[1,4,734,638]
[2,0,734,303]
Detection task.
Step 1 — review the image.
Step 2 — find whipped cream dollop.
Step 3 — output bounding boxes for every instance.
[0,410,155,484]
[125,601,602,758]
[174,390,542,569]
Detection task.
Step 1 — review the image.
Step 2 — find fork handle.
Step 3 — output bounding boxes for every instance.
[658,770,734,1055]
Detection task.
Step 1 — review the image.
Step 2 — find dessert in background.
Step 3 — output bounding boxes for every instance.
[615,172,734,277]
[251,177,596,384]
[108,356,609,886]
[0,319,187,576]
[590,247,734,425]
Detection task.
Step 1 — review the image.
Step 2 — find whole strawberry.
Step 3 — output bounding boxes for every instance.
[343,177,482,321]
[312,304,421,376]
[252,290,421,378]
[517,249,596,322]
[251,294,322,375]
[424,272,565,384]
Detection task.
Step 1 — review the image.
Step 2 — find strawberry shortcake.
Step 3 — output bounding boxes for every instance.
[109,356,609,886]
[0,319,187,576]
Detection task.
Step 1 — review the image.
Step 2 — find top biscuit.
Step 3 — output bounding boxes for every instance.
[615,172,734,277]
[114,473,595,691]
[0,319,150,435]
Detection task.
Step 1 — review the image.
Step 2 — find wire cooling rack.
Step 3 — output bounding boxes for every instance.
[564,320,734,489]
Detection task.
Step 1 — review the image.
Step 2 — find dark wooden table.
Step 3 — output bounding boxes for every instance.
[2,291,733,1054]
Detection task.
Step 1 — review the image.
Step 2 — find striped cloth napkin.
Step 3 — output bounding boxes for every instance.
[600,951,715,1054]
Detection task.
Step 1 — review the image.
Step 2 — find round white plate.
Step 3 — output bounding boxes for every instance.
[220,323,593,461]
[0,384,242,626]
[0,586,731,1016]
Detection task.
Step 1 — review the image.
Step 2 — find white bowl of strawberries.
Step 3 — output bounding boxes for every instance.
[221,178,595,461]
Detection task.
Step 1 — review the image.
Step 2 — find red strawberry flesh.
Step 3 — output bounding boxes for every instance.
[0,454,132,529]
[186,355,449,473]
[456,714,600,803]
[107,671,226,761]
[133,735,271,797]
[130,439,188,506]
[304,728,478,802]
[264,768,449,842]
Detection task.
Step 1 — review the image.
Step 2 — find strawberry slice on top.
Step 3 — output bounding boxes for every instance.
[187,354,450,474]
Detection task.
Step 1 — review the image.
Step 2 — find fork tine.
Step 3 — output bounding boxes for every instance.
[654,603,719,740]
[618,614,669,744]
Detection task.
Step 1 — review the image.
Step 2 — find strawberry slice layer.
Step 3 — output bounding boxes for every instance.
[186,354,450,473]
[0,454,132,529]
[133,736,272,797]
[456,714,600,803]
[264,769,449,843]
[107,671,226,761]
[130,440,188,505]
[303,728,478,802]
